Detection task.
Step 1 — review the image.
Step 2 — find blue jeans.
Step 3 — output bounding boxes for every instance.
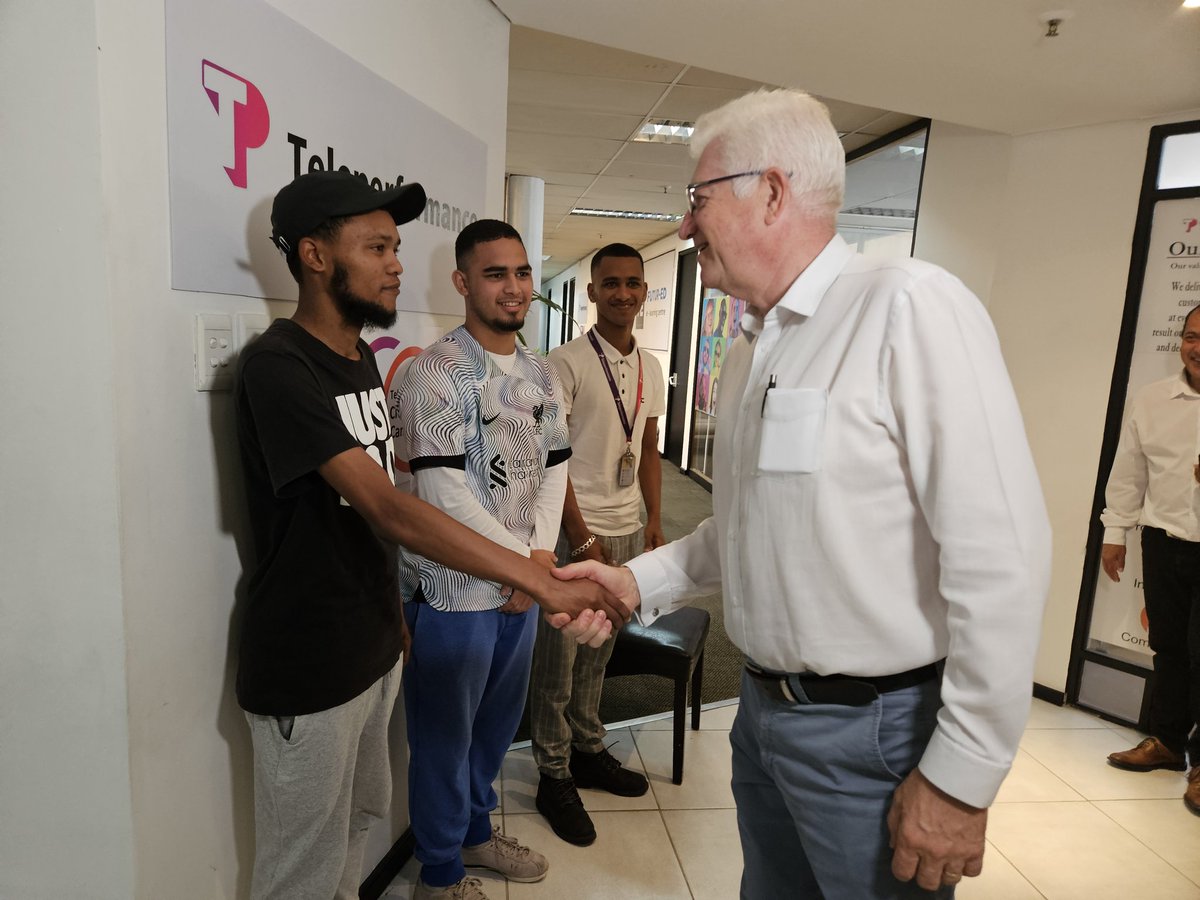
[732,669,952,899]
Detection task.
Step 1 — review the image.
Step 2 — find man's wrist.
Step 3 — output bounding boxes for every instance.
[570,534,598,558]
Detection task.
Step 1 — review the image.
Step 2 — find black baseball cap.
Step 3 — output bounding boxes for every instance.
[269,171,427,254]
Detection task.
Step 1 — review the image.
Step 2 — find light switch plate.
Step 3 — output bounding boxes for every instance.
[195,313,235,391]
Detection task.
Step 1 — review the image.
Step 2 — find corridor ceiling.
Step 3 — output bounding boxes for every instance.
[496,1,1200,278]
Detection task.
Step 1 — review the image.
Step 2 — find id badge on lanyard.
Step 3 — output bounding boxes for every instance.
[618,445,637,487]
[587,329,643,489]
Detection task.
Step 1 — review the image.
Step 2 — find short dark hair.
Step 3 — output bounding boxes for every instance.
[590,242,643,276]
[284,216,347,283]
[455,219,523,270]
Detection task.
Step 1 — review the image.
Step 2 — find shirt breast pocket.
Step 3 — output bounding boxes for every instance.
[757,388,826,474]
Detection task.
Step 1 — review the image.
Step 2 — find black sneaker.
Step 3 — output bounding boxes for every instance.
[535,774,596,846]
[569,745,649,797]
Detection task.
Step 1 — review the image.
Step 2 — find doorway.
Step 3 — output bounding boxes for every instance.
[664,248,698,467]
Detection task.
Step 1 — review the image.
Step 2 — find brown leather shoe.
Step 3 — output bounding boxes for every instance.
[1186,767,1200,816]
[1106,737,1186,772]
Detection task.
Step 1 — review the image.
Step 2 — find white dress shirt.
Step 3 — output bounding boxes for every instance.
[1101,371,1200,544]
[627,234,1051,808]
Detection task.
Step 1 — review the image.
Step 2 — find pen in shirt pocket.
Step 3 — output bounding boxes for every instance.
[761,374,777,416]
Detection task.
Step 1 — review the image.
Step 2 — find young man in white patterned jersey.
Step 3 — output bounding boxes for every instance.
[528,243,667,846]
[396,220,581,900]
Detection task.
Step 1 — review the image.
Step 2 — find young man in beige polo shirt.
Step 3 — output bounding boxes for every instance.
[529,243,668,845]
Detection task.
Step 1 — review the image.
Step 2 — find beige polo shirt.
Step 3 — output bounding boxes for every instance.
[548,328,666,535]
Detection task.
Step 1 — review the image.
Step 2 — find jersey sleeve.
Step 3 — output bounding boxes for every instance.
[545,364,572,468]
[399,351,467,472]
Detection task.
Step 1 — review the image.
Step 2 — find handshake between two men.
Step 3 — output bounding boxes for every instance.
[540,555,643,649]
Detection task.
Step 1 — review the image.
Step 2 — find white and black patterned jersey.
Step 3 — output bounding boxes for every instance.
[396,325,571,611]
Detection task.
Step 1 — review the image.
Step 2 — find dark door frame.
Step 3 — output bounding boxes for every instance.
[664,247,699,467]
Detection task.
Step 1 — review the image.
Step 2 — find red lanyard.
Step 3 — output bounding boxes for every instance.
[587,329,643,443]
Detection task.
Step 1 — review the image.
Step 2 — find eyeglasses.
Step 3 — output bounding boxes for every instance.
[685,171,766,214]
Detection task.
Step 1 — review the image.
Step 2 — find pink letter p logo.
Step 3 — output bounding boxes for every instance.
[201,60,270,189]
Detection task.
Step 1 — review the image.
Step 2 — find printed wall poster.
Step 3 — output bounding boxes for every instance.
[688,290,742,481]
[632,250,676,353]
[1087,198,1200,665]
[694,293,737,414]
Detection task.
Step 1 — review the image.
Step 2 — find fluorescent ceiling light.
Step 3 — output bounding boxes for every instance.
[1185,0,1200,9]
[842,206,916,218]
[632,119,694,144]
[570,207,684,222]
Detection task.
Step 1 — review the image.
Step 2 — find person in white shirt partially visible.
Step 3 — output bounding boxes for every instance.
[554,88,1052,899]
[1100,303,1200,815]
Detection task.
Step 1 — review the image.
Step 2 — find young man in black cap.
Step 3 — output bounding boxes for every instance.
[235,172,623,900]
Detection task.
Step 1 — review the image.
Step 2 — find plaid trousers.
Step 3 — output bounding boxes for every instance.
[528,528,644,776]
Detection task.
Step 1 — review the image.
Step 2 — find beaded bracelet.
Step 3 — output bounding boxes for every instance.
[569,534,598,558]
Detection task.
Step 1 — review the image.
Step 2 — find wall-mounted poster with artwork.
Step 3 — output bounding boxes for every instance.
[688,290,745,482]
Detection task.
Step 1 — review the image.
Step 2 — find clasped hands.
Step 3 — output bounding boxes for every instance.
[547,558,642,646]
[500,552,642,649]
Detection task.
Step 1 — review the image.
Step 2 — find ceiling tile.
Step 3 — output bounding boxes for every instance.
[506,131,624,160]
[508,69,670,116]
[510,26,685,83]
[676,67,769,92]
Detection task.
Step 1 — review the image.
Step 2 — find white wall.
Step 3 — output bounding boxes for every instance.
[913,121,1014,304]
[1,1,509,898]
[0,2,136,897]
[916,109,1200,694]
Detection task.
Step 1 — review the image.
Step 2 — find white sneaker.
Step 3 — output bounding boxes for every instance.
[412,876,490,899]
[461,826,549,883]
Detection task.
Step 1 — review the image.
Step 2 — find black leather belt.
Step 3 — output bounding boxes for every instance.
[744,661,940,707]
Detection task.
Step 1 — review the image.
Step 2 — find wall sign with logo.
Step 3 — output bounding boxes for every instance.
[165,0,486,314]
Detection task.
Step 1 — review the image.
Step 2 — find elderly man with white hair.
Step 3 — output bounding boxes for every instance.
[556,89,1051,899]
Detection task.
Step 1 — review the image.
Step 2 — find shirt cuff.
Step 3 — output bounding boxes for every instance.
[625,550,676,625]
[1102,527,1129,545]
[918,727,1011,809]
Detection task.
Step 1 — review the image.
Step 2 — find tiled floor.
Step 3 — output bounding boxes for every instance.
[383,700,1200,899]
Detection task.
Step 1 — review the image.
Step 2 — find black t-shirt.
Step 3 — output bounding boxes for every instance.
[234,319,401,716]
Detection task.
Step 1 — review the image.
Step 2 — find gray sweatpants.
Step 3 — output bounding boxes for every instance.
[245,658,402,900]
